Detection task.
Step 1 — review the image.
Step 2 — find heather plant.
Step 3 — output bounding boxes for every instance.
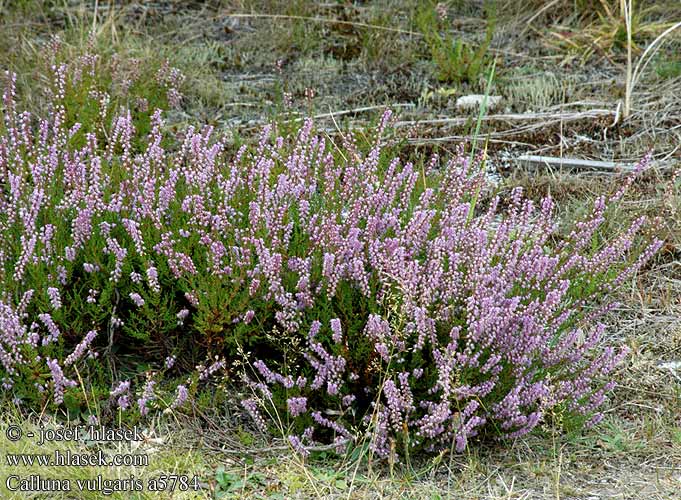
[13,35,184,151]
[243,147,661,457]
[0,45,662,456]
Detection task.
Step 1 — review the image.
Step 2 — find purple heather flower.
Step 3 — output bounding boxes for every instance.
[129,292,145,307]
[64,330,97,366]
[241,398,267,433]
[184,291,199,307]
[199,359,225,381]
[170,384,188,409]
[176,308,190,325]
[287,397,307,417]
[243,309,255,324]
[47,287,61,310]
[38,313,60,345]
[288,434,309,457]
[137,380,156,416]
[111,380,130,397]
[330,318,342,344]
[83,263,99,273]
[46,358,76,404]
[146,265,160,293]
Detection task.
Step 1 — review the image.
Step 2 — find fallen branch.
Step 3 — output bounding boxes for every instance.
[516,155,636,172]
[394,109,616,129]
[307,103,415,121]
[408,136,536,147]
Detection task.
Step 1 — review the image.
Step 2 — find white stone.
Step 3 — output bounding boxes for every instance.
[658,361,681,370]
[455,94,503,110]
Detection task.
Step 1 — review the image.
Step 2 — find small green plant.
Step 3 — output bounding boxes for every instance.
[214,466,265,498]
[655,57,681,79]
[417,1,497,85]
[671,427,681,446]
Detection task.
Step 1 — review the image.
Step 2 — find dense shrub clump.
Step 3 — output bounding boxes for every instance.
[0,47,661,455]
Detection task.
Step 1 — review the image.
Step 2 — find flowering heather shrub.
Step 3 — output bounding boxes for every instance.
[0,49,662,453]
[28,35,184,151]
